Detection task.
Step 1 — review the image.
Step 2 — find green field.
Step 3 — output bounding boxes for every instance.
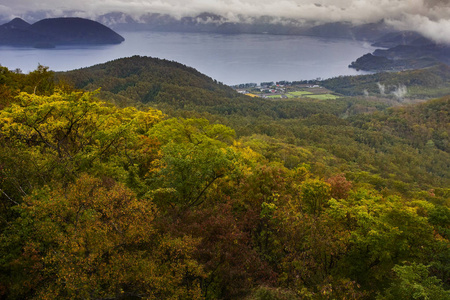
[304,94,341,100]
[285,91,340,100]
[286,91,313,98]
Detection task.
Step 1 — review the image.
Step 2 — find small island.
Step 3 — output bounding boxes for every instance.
[0,17,124,48]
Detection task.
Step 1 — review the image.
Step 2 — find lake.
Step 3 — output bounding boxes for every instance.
[0,31,376,85]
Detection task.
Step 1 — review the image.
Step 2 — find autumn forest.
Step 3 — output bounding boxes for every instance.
[0,56,449,299]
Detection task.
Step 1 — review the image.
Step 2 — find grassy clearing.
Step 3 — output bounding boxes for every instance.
[305,94,341,100]
[287,91,313,97]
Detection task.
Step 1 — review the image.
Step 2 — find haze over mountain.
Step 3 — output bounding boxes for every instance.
[348,30,450,72]
[0,1,449,73]
[0,0,450,45]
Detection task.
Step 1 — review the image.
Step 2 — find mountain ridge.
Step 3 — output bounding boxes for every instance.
[0,17,124,48]
[97,12,395,41]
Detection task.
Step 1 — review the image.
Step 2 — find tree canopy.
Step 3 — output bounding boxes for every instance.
[0,61,448,299]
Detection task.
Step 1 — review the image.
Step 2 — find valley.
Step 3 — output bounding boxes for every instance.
[0,54,448,300]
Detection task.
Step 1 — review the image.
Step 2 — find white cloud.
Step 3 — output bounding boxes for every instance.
[2,0,450,43]
[387,14,450,44]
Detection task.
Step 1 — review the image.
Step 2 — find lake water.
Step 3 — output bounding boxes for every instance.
[0,31,375,85]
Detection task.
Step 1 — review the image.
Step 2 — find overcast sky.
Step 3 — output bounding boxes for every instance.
[1,0,450,43]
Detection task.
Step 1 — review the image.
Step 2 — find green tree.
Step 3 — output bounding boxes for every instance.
[328,189,438,291]
[23,64,55,96]
[379,263,450,300]
[300,179,331,216]
[148,118,239,209]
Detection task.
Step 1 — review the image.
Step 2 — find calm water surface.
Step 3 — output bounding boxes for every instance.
[0,31,375,85]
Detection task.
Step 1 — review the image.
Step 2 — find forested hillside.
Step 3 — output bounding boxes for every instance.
[0,60,449,299]
[321,64,450,98]
[58,55,240,108]
[59,57,450,194]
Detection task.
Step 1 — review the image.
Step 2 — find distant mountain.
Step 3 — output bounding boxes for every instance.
[374,44,450,64]
[301,20,393,40]
[1,17,31,30]
[1,11,397,42]
[350,31,450,71]
[97,12,395,41]
[372,31,434,48]
[97,12,308,35]
[0,17,124,48]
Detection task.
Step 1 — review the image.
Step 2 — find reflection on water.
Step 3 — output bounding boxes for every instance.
[0,31,375,85]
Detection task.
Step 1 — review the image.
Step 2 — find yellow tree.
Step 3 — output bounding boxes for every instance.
[0,90,164,206]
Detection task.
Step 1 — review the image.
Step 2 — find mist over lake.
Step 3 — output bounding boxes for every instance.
[0,31,375,85]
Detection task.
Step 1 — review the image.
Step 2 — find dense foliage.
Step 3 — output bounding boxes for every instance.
[0,60,449,299]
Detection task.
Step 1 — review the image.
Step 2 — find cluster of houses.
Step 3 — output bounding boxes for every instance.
[235,82,321,99]
[236,82,285,97]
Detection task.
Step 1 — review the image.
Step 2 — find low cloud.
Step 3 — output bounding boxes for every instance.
[2,0,450,44]
[387,14,450,44]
